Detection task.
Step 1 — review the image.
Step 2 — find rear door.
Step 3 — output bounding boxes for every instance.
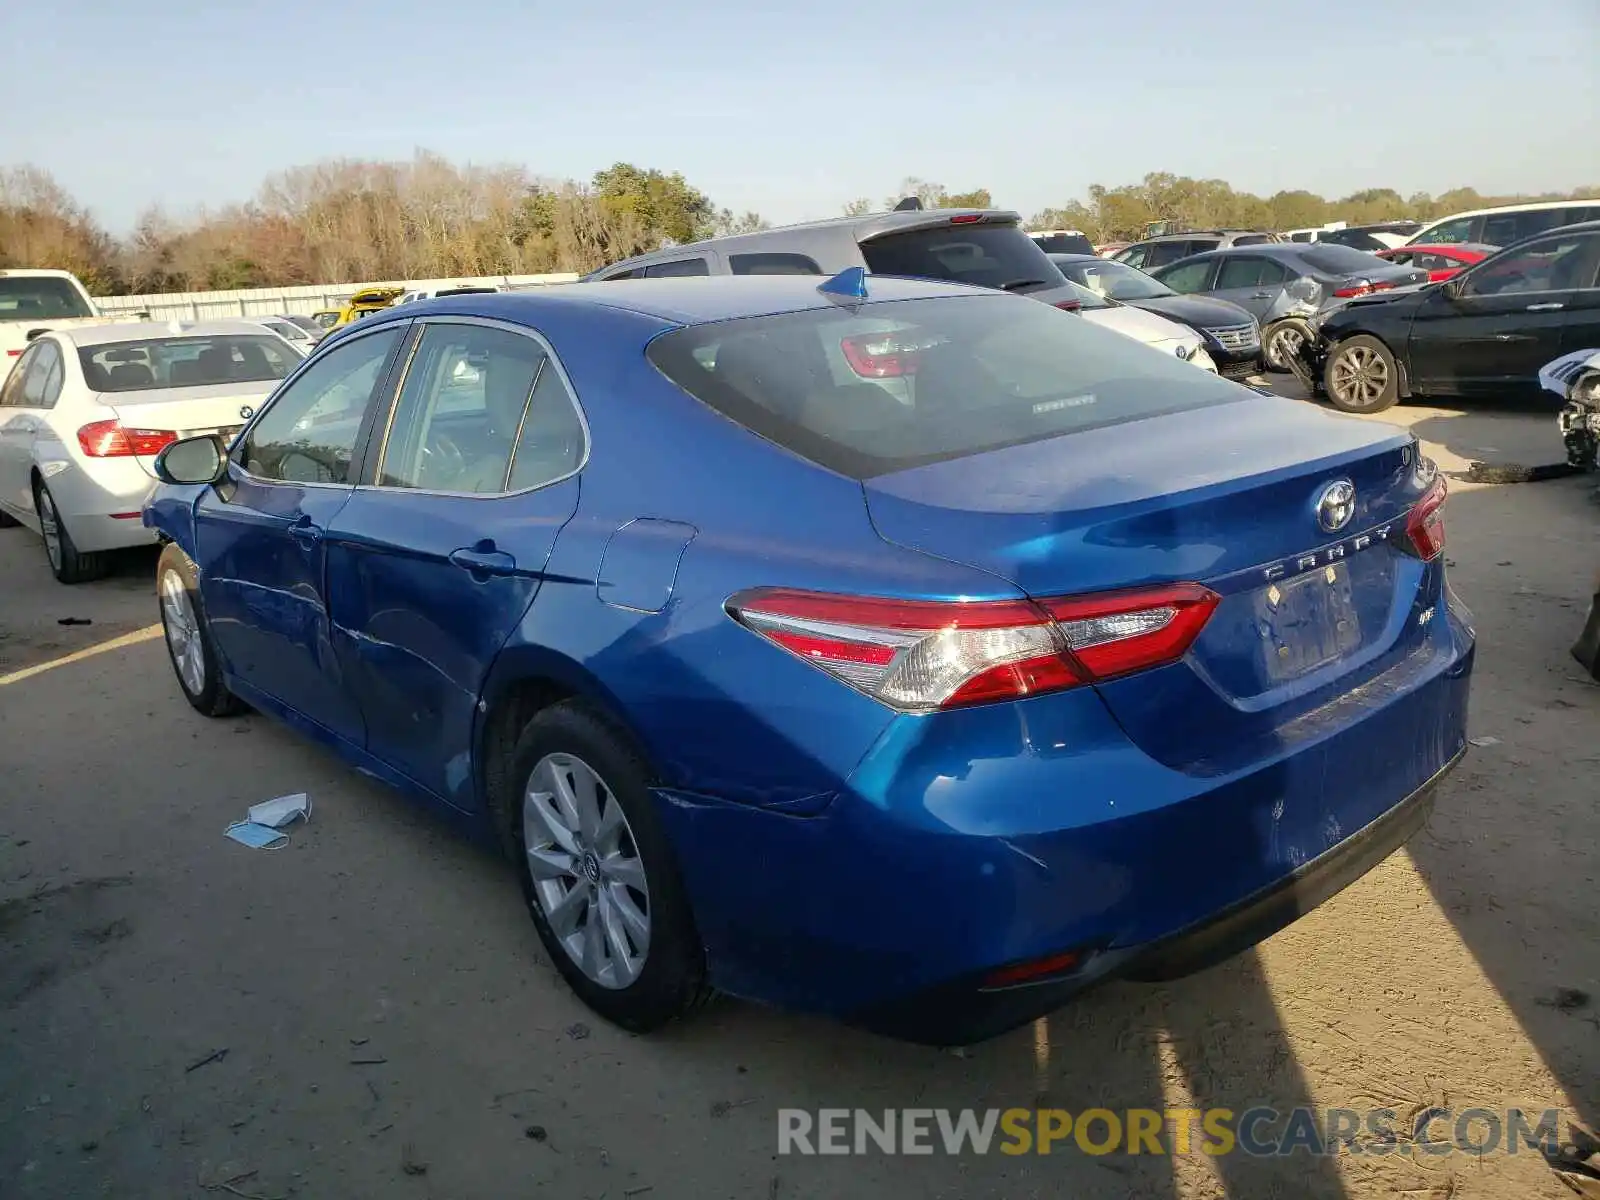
[325,318,585,808]
[194,323,407,742]
[1406,230,1599,395]
[1208,255,1292,321]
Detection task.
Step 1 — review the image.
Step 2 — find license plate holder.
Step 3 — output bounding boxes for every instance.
[1257,563,1362,683]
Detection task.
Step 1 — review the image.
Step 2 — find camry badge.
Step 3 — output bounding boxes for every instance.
[1315,480,1356,534]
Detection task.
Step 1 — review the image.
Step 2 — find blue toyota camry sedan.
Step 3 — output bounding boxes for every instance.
[144,271,1474,1044]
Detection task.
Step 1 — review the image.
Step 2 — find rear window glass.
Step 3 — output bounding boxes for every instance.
[1302,245,1388,274]
[648,294,1243,478]
[0,276,93,321]
[81,335,299,393]
[860,224,1064,294]
[1030,232,1096,255]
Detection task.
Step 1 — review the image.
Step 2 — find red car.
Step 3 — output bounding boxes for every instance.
[1375,242,1497,282]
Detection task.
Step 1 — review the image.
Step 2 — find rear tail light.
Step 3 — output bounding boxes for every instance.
[1333,279,1398,299]
[77,419,177,458]
[1054,300,1083,312]
[840,334,922,378]
[727,583,1220,711]
[1401,475,1447,561]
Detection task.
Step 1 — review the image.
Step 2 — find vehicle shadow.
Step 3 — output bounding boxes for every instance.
[1398,466,1600,1137]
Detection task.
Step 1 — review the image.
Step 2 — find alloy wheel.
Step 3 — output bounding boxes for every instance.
[1267,325,1304,370]
[523,752,651,989]
[1330,345,1390,409]
[160,569,207,695]
[37,488,62,572]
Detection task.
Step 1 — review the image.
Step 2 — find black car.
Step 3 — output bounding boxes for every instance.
[1288,221,1600,413]
[1047,253,1264,378]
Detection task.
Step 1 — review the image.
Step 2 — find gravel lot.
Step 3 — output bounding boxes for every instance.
[1,385,1596,1200]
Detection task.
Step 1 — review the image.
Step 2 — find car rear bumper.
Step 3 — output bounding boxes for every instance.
[43,459,159,552]
[655,591,1474,1043]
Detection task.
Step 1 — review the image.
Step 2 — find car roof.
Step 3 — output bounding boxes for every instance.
[361,274,997,331]
[58,319,292,347]
[590,208,1023,277]
[1420,198,1597,223]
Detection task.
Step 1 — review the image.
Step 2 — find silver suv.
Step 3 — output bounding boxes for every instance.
[1113,230,1282,273]
[582,206,1087,309]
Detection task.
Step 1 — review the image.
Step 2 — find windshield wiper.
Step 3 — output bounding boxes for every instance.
[998,278,1050,292]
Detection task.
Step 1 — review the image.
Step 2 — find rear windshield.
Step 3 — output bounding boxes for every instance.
[1302,244,1388,274]
[1030,232,1096,255]
[860,223,1066,294]
[81,335,299,393]
[0,276,93,321]
[648,294,1244,478]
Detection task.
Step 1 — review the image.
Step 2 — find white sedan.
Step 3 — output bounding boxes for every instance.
[0,319,299,583]
[1064,280,1217,372]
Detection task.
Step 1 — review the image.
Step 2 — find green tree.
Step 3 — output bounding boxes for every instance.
[592,162,715,247]
[940,188,993,209]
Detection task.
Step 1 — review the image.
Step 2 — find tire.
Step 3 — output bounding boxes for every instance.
[33,479,107,584]
[1262,317,1313,373]
[156,543,244,717]
[1574,591,1600,682]
[1324,334,1400,414]
[505,700,711,1032]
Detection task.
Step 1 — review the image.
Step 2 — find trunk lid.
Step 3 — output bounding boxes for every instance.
[100,382,275,477]
[863,394,1440,770]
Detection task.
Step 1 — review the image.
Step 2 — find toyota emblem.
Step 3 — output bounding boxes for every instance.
[1315,480,1356,533]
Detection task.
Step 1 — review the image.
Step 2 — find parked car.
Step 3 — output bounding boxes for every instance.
[1539,345,1600,470]
[0,320,299,581]
[1574,564,1600,682]
[1407,199,1600,248]
[248,315,317,355]
[1052,276,1215,371]
[1149,243,1430,372]
[1112,230,1281,273]
[394,284,504,305]
[1,269,110,361]
[144,274,1473,1046]
[1048,253,1264,378]
[1375,243,1497,282]
[1028,229,1096,255]
[1288,221,1600,413]
[584,203,1090,312]
[1096,241,1132,258]
[1317,222,1424,252]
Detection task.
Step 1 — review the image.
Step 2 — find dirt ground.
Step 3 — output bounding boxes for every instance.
[1,381,1596,1200]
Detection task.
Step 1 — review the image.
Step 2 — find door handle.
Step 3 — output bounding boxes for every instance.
[287,517,323,547]
[449,545,518,576]
[1525,302,1564,311]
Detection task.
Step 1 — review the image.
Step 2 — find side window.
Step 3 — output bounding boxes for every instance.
[19,342,60,407]
[1231,234,1273,247]
[643,258,711,278]
[507,357,586,491]
[1215,257,1283,289]
[1463,234,1597,297]
[1156,259,1214,294]
[1386,252,1413,266]
[377,323,548,494]
[238,327,401,485]
[1118,245,1149,269]
[1144,242,1191,268]
[1422,216,1475,245]
[598,268,638,281]
[36,342,64,408]
[2,344,42,406]
[729,252,822,276]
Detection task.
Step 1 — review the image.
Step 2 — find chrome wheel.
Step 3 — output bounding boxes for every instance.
[1330,345,1390,408]
[1266,325,1304,370]
[37,488,62,572]
[523,752,650,989]
[160,569,206,695]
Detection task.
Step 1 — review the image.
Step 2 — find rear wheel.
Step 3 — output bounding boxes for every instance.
[157,543,244,717]
[1262,318,1313,373]
[1325,335,1400,413]
[34,480,107,584]
[506,700,711,1032]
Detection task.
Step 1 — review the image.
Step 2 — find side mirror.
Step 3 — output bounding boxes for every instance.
[154,435,226,486]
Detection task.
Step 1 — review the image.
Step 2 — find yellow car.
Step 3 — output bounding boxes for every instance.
[321,287,403,331]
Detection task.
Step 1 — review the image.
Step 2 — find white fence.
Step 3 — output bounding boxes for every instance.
[92,273,581,322]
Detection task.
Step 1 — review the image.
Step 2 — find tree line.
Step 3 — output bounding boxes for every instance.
[1,157,1594,296]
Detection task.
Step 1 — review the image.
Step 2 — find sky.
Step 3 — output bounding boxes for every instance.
[3,0,1598,233]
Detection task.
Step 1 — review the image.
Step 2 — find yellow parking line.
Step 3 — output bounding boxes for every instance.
[0,624,164,688]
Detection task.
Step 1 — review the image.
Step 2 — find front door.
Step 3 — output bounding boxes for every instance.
[1407,230,1600,396]
[193,324,407,743]
[1208,255,1292,322]
[325,318,586,807]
